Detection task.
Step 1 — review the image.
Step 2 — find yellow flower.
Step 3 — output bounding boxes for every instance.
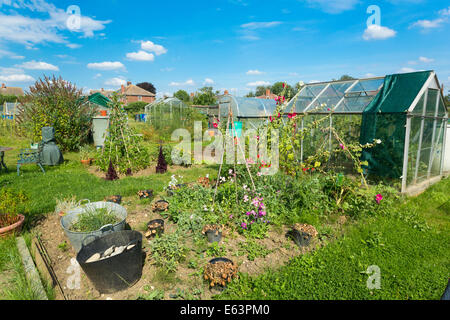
[314,161,321,168]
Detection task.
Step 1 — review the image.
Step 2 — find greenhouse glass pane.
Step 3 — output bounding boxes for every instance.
[411,93,425,115]
[430,120,445,177]
[358,78,384,92]
[311,82,353,111]
[406,117,422,185]
[425,89,438,117]
[416,118,434,183]
[336,95,374,112]
[437,98,447,118]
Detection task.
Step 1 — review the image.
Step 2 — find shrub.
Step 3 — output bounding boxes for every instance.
[124,101,147,114]
[0,188,28,228]
[149,233,187,273]
[16,75,95,151]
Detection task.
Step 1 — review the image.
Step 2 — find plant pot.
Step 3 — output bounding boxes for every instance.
[81,159,91,166]
[204,258,238,288]
[106,195,122,205]
[287,230,312,248]
[76,230,143,294]
[60,201,128,252]
[138,190,153,199]
[152,200,169,213]
[146,219,165,238]
[0,214,25,238]
[205,229,222,243]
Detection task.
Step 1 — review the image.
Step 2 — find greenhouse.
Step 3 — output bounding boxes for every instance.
[283,70,448,194]
[144,97,207,136]
[217,95,278,130]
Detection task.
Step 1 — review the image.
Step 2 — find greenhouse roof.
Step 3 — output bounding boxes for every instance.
[286,70,446,115]
[286,76,385,114]
[217,95,278,118]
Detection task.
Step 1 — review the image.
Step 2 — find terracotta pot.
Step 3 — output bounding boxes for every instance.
[0,214,25,238]
[81,159,91,166]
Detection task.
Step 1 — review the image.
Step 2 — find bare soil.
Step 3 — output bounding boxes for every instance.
[32,192,348,300]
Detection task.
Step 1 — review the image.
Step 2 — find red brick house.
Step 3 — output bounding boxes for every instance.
[119,82,156,105]
[256,88,278,100]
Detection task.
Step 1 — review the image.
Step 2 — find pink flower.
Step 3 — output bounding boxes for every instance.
[241,222,247,229]
[243,195,249,202]
[339,144,345,150]
[375,194,383,204]
[213,123,218,128]
[229,215,233,219]
[257,172,262,177]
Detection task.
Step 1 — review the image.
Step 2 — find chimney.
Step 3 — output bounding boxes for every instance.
[121,84,125,94]
[190,92,195,98]
[265,89,271,97]
[127,81,132,86]
[1,83,5,89]
[224,90,229,95]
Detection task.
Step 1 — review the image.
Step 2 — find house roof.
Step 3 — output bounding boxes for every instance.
[0,86,24,97]
[90,89,115,97]
[121,84,155,97]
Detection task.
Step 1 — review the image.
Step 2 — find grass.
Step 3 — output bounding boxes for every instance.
[0,131,216,299]
[69,207,121,232]
[217,177,450,300]
[0,234,55,300]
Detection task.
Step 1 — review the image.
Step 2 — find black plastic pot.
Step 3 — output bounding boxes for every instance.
[138,190,153,199]
[287,230,312,248]
[207,258,234,291]
[205,229,222,243]
[106,195,122,205]
[153,200,169,212]
[147,219,165,237]
[76,230,143,294]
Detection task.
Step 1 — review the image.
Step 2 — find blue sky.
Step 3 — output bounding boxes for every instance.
[0,0,449,97]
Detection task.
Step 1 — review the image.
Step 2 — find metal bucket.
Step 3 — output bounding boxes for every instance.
[60,201,127,252]
[76,230,143,294]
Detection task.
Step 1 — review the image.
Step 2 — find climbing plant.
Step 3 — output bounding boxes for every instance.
[97,93,150,174]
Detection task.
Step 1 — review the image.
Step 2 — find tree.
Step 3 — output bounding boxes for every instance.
[17,75,95,151]
[246,91,256,98]
[174,90,190,102]
[124,101,147,114]
[445,94,450,108]
[136,82,156,95]
[271,82,296,99]
[338,75,356,81]
[192,87,217,105]
[255,86,270,96]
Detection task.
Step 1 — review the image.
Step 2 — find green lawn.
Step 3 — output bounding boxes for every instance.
[217,177,450,300]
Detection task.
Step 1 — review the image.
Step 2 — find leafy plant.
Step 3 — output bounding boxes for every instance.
[54,196,82,217]
[149,232,187,273]
[58,241,69,252]
[156,145,168,174]
[206,242,227,257]
[16,75,95,151]
[69,207,120,232]
[97,93,150,174]
[0,188,28,228]
[237,240,271,261]
[137,286,164,300]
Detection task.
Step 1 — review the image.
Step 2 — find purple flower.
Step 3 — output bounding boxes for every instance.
[241,222,247,229]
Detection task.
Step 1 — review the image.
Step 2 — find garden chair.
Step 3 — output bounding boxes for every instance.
[17,142,45,176]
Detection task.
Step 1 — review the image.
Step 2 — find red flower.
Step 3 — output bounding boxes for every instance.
[282,83,286,88]
[213,123,218,128]
[269,116,273,122]
[277,113,281,118]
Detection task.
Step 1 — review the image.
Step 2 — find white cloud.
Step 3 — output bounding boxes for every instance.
[87,61,125,71]
[247,81,271,87]
[411,18,445,29]
[246,70,265,75]
[398,67,417,73]
[305,0,359,14]
[94,73,102,79]
[0,73,34,82]
[204,78,214,85]
[66,43,82,49]
[126,50,155,62]
[160,67,174,72]
[0,48,24,59]
[18,60,59,71]
[241,21,282,29]
[363,24,396,40]
[105,77,127,86]
[141,41,167,56]
[411,7,450,30]
[309,80,321,83]
[419,56,434,63]
[0,0,111,46]
[365,73,376,78]
[169,79,195,87]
